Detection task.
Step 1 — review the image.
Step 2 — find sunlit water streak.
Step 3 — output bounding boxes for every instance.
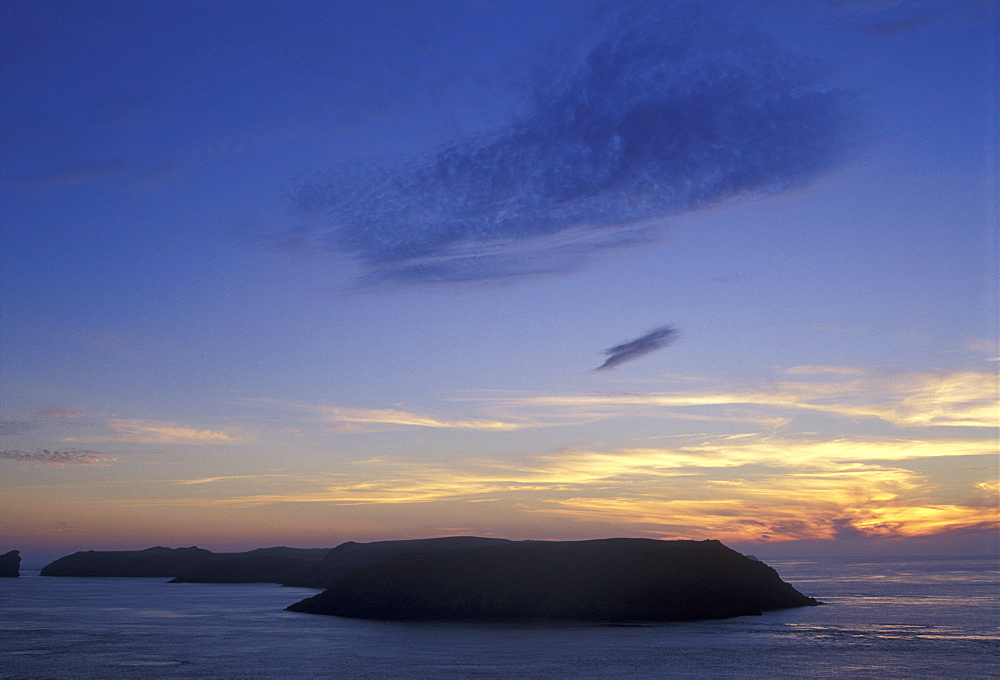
[1,557,997,679]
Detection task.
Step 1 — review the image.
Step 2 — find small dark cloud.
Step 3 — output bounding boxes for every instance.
[862,12,938,35]
[15,159,124,190]
[285,2,855,288]
[820,0,983,36]
[0,448,116,466]
[30,407,90,419]
[80,330,135,356]
[1,409,98,437]
[595,326,677,371]
[0,419,37,436]
[830,517,868,540]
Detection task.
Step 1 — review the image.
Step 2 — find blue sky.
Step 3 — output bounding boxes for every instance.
[1,0,996,564]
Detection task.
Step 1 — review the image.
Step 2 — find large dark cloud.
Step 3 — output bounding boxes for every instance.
[289,2,855,287]
[596,326,678,370]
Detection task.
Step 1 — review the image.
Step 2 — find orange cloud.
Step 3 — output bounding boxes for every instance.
[107,431,995,544]
[66,419,238,445]
[319,406,524,431]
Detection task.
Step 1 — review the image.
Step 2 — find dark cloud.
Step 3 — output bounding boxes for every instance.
[288,2,855,287]
[29,407,89,419]
[596,326,677,370]
[0,448,116,465]
[1,409,96,436]
[821,0,986,36]
[0,419,37,436]
[862,12,938,35]
[14,158,125,190]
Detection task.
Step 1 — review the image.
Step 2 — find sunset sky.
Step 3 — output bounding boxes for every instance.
[1,0,997,566]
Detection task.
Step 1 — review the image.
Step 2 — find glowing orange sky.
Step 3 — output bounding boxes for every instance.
[3,364,997,562]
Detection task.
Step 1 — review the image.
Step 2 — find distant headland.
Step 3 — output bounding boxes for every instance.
[38,537,820,623]
[39,545,329,583]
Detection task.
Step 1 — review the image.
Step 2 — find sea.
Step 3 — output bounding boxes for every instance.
[1,556,997,679]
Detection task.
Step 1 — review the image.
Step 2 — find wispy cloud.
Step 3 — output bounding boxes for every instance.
[0,448,116,466]
[595,326,677,370]
[495,367,1000,429]
[0,419,38,436]
[177,473,313,486]
[251,365,996,436]
[544,491,997,543]
[285,2,854,287]
[29,407,94,419]
[112,432,997,543]
[6,406,239,447]
[320,407,525,432]
[821,0,988,37]
[247,398,541,433]
[962,338,999,361]
[14,159,125,190]
[101,419,236,445]
[34,524,94,535]
[80,330,135,356]
[862,11,939,35]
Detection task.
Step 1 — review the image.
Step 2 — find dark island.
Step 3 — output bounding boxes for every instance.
[38,537,820,624]
[41,546,217,577]
[286,536,510,588]
[39,538,506,586]
[40,546,328,582]
[286,538,820,623]
[0,550,20,577]
[168,547,330,584]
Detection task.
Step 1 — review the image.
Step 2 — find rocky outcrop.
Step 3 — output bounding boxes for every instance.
[286,538,820,622]
[41,546,217,577]
[168,547,330,584]
[0,550,20,577]
[285,536,511,588]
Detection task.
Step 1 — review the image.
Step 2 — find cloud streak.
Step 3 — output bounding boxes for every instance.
[248,365,996,436]
[0,419,38,436]
[596,326,677,370]
[0,449,116,466]
[14,159,125,190]
[2,406,239,446]
[112,432,997,544]
[287,2,854,286]
[320,407,525,432]
[101,419,235,445]
[494,367,1000,429]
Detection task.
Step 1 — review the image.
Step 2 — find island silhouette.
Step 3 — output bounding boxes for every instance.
[38,537,820,623]
[0,550,19,577]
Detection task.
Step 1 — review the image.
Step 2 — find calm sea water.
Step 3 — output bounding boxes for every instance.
[1,557,997,679]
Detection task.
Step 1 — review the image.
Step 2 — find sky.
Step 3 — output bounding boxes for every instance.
[1,0,997,567]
